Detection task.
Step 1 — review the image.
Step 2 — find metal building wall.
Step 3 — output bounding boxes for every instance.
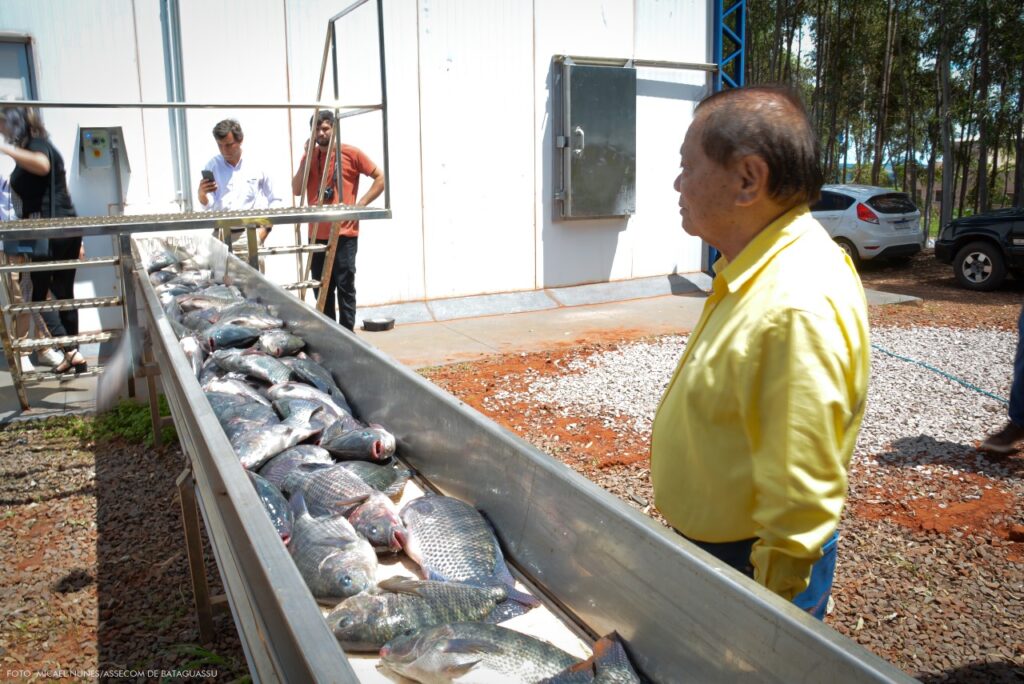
[0,0,710,313]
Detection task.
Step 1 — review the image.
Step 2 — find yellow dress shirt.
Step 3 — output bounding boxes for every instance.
[650,205,870,600]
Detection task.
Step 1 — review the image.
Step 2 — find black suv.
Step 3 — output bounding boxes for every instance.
[934,207,1024,291]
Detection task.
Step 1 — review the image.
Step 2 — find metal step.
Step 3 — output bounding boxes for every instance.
[231,244,327,256]
[0,256,119,274]
[12,330,121,351]
[5,296,123,314]
[19,365,106,384]
[281,280,322,291]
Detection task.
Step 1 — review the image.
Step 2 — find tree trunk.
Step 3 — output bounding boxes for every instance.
[871,0,898,185]
[924,139,937,239]
[939,14,954,229]
[976,0,991,212]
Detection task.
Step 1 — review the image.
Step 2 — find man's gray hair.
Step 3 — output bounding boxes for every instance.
[212,119,243,142]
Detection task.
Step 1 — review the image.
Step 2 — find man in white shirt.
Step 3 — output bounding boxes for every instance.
[198,119,283,245]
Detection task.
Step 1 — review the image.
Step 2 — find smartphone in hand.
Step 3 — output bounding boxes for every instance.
[201,169,215,183]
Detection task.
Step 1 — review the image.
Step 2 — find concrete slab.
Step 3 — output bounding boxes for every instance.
[357,301,433,327]
[865,289,921,306]
[547,273,711,307]
[357,292,708,369]
[427,290,559,321]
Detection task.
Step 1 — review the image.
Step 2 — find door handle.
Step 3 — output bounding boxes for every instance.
[573,125,585,157]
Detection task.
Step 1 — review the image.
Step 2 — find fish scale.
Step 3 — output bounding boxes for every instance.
[327,578,506,652]
[379,622,581,683]
[399,496,539,617]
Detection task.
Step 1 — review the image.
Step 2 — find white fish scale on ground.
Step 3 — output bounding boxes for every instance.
[509,327,1019,477]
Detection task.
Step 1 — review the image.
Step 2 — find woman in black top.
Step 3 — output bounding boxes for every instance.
[0,105,85,373]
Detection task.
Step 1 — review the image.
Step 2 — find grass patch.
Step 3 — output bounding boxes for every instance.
[4,399,176,447]
[88,397,177,447]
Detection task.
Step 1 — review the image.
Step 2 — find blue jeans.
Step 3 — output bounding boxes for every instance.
[685,531,839,620]
[1010,306,1024,426]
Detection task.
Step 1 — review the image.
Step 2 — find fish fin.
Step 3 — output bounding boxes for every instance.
[439,660,483,679]
[289,490,309,518]
[376,577,427,595]
[442,638,500,656]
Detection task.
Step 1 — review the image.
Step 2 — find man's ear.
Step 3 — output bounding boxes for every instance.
[735,155,770,206]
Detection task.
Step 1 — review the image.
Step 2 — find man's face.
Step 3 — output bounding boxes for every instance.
[314,120,333,149]
[217,132,242,165]
[674,116,735,248]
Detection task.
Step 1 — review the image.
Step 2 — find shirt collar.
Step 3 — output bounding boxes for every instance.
[713,204,813,294]
[221,154,242,170]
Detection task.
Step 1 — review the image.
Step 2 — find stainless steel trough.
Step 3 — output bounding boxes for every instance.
[132,233,914,683]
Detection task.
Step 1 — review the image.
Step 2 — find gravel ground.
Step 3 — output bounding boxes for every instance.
[0,421,248,683]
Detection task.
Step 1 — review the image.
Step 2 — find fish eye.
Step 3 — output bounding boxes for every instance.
[369,525,380,537]
[335,615,355,629]
[340,574,352,588]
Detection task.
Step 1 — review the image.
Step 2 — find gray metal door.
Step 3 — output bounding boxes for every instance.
[558,63,636,219]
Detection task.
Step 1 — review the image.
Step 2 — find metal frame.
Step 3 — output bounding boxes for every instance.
[133,238,356,682]
[703,0,747,272]
[713,0,746,91]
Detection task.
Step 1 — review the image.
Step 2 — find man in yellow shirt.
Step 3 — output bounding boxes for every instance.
[650,86,870,619]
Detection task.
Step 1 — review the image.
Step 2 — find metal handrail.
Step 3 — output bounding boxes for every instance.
[0,205,390,241]
[0,256,118,274]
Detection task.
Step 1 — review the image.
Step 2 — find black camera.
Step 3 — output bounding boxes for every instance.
[323,187,335,201]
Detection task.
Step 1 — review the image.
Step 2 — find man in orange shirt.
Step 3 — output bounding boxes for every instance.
[292,110,384,330]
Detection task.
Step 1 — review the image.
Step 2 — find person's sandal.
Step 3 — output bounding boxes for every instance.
[55,350,88,375]
[68,349,88,374]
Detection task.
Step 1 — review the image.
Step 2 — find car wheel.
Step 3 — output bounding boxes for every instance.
[834,238,860,268]
[953,241,1006,291]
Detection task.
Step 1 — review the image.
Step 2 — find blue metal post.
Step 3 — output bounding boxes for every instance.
[705,0,747,274]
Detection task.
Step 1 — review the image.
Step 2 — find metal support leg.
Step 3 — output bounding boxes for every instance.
[244,226,259,270]
[143,338,162,449]
[116,234,138,399]
[176,467,216,643]
[0,259,29,411]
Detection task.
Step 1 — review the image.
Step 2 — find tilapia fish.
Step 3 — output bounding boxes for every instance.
[203,322,262,351]
[266,382,352,423]
[202,376,272,407]
[338,460,413,501]
[379,622,581,683]
[259,330,305,357]
[212,349,292,385]
[231,404,322,470]
[328,578,506,652]
[215,302,283,331]
[248,471,293,544]
[145,249,179,273]
[219,402,280,441]
[179,335,205,379]
[279,356,351,411]
[285,463,406,553]
[319,424,395,462]
[149,269,177,285]
[400,496,539,619]
[176,293,240,313]
[289,492,377,604]
[258,445,333,490]
[541,633,641,684]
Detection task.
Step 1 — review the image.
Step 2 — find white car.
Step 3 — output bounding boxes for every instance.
[810,184,924,266]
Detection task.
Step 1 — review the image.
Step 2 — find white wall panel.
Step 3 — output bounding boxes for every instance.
[533,0,709,289]
[533,0,637,289]
[417,0,535,299]
[177,0,294,224]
